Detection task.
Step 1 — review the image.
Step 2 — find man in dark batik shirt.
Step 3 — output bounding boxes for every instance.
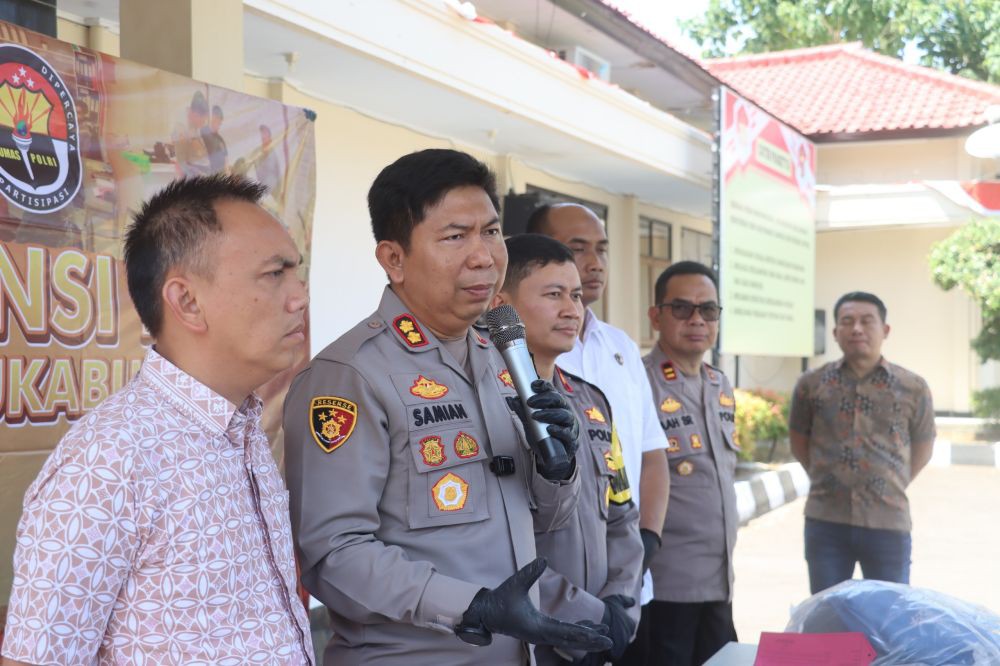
[790,291,935,594]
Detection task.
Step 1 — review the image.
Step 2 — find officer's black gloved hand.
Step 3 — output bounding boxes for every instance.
[505,380,580,481]
[602,594,637,660]
[640,528,662,574]
[455,558,613,653]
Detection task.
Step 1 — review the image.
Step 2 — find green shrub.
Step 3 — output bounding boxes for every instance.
[734,388,790,462]
[971,387,1000,419]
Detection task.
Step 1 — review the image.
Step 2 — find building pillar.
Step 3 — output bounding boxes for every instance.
[608,194,640,340]
[119,0,243,90]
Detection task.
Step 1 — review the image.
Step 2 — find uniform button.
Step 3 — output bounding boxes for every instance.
[368,321,382,329]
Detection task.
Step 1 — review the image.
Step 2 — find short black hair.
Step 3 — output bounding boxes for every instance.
[503,234,575,293]
[124,174,267,337]
[211,105,223,119]
[834,291,887,322]
[654,261,719,305]
[368,149,499,249]
[525,204,552,234]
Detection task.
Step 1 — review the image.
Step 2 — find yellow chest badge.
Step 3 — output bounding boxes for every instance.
[660,396,682,413]
[667,436,680,453]
[719,393,735,407]
[393,314,428,348]
[410,375,449,400]
[310,397,358,453]
[690,434,703,449]
[677,460,694,476]
[585,406,607,424]
[419,435,446,467]
[453,431,480,459]
[662,362,677,381]
[432,472,469,511]
[498,368,514,388]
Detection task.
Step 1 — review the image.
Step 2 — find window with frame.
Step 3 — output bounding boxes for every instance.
[640,217,672,347]
[680,227,713,267]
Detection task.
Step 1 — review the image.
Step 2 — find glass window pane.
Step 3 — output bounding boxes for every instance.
[651,222,671,260]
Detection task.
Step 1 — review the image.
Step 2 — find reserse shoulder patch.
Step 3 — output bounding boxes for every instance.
[310,396,358,453]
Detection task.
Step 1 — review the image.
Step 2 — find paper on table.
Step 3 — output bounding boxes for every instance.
[753,632,876,666]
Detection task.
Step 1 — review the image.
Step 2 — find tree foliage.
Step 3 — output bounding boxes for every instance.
[930,218,1000,416]
[682,0,1000,84]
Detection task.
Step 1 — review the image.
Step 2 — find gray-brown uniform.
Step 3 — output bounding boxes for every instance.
[283,287,582,665]
[642,345,740,603]
[535,367,643,664]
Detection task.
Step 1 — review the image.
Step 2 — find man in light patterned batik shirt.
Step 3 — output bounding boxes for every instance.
[2,175,313,666]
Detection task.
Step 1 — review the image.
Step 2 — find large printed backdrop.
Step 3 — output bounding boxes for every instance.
[0,21,316,607]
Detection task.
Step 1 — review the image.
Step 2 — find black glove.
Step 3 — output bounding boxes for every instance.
[602,594,637,660]
[640,528,662,574]
[506,379,580,481]
[525,379,580,458]
[455,558,612,653]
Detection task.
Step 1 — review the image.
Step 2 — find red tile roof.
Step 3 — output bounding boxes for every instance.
[704,43,1000,139]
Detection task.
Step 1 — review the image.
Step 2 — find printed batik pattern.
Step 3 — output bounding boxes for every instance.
[2,348,312,666]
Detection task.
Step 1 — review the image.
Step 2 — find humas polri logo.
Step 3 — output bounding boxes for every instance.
[0,44,82,213]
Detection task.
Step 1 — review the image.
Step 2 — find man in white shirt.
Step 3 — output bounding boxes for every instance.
[529,203,670,663]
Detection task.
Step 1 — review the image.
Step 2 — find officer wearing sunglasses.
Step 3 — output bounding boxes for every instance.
[633,261,741,666]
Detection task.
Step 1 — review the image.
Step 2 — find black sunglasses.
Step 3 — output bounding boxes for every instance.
[656,300,722,322]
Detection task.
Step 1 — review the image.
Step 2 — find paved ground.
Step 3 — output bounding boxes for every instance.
[731,464,1000,642]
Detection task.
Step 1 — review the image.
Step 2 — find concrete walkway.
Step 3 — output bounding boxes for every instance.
[731,465,1000,642]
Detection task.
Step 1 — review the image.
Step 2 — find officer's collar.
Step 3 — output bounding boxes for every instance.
[650,345,719,385]
[376,286,491,353]
[554,365,576,398]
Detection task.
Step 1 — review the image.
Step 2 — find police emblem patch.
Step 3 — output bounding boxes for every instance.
[498,368,514,388]
[432,472,469,511]
[660,396,681,413]
[410,375,449,400]
[719,393,735,407]
[453,431,479,459]
[667,436,680,453]
[393,314,428,348]
[677,460,694,476]
[419,435,446,466]
[310,397,358,453]
[0,45,82,213]
[662,362,677,381]
[690,434,703,449]
[585,406,606,424]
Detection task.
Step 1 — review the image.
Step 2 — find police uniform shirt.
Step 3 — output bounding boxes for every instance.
[283,287,580,666]
[558,308,668,604]
[642,345,739,603]
[535,368,643,664]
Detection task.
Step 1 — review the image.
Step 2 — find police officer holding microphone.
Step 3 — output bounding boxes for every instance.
[283,149,611,665]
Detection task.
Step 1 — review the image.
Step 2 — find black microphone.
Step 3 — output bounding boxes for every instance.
[485,304,571,478]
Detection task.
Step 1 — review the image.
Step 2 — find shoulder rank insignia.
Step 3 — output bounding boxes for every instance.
[719,393,735,407]
[667,436,680,453]
[677,460,694,476]
[419,435,446,466]
[410,375,449,400]
[662,362,677,381]
[453,431,479,459]
[556,367,573,393]
[310,397,358,453]
[690,434,703,449]
[584,406,606,424]
[393,314,428,348]
[432,472,469,511]
[660,396,681,413]
[498,368,514,388]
